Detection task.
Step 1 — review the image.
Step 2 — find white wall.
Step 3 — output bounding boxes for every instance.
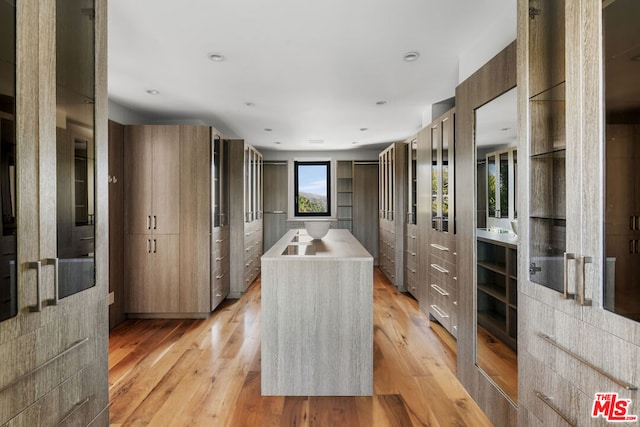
[457,2,517,84]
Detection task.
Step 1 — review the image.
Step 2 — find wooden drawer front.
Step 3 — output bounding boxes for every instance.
[429,241,456,265]
[429,259,454,285]
[404,249,418,269]
[211,281,227,309]
[405,266,418,295]
[405,236,417,256]
[450,306,458,338]
[6,366,106,427]
[519,351,581,427]
[428,295,451,331]
[0,311,99,423]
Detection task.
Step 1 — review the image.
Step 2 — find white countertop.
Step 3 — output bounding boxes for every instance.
[476,228,519,248]
[262,229,372,261]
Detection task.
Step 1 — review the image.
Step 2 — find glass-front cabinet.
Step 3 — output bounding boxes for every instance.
[0,0,16,323]
[519,0,640,425]
[0,1,109,425]
[430,109,455,234]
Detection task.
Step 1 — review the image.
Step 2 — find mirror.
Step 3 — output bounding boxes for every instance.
[56,0,96,299]
[474,87,518,403]
[603,0,640,321]
[0,0,16,322]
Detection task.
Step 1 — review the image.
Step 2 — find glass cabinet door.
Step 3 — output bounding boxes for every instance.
[407,139,417,225]
[55,0,96,299]
[212,135,221,228]
[528,0,567,293]
[431,123,439,229]
[0,0,17,322]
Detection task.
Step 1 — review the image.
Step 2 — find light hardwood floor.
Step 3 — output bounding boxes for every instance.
[108,268,493,426]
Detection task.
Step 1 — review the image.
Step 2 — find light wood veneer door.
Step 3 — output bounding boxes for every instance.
[124,125,153,234]
[126,234,180,313]
[152,126,180,235]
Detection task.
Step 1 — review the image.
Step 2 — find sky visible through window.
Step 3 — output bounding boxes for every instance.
[298,165,327,196]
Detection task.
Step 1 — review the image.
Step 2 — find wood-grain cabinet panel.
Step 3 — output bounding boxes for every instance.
[124,125,216,316]
[125,234,180,314]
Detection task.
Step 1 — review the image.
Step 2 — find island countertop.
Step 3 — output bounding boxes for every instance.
[261,228,373,396]
[262,228,372,261]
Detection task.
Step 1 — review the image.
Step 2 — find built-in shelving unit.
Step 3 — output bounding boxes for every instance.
[477,237,517,350]
[337,160,353,231]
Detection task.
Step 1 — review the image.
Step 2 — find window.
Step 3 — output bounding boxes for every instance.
[294,161,331,216]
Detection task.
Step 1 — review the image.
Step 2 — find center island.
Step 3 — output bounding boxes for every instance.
[260,228,373,396]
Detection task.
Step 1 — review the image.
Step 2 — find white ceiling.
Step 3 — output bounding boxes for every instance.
[108,0,514,151]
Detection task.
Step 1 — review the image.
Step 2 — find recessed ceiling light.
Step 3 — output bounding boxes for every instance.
[376,101,387,105]
[360,128,368,131]
[309,140,324,144]
[208,52,225,62]
[146,89,160,95]
[245,102,255,107]
[403,51,420,62]
[264,128,272,132]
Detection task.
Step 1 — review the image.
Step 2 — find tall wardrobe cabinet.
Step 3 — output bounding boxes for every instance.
[229,142,263,298]
[0,1,109,425]
[124,125,221,316]
[378,142,407,290]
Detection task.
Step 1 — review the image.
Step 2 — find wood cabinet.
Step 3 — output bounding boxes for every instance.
[352,161,379,261]
[422,109,458,337]
[476,233,518,350]
[404,136,418,298]
[263,161,288,252]
[518,1,640,425]
[210,136,230,310]
[124,125,214,316]
[124,125,180,235]
[337,160,353,231]
[0,1,109,425]
[229,141,263,298]
[378,142,407,289]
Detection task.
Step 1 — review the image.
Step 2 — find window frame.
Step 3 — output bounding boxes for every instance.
[293,160,332,217]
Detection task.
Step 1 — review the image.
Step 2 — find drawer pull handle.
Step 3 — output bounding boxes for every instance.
[430,304,449,318]
[216,257,225,262]
[215,239,224,243]
[57,396,91,426]
[538,333,637,390]
[430,243,449,251]
[216,274,225,280]
[431,284,449,296]
[430,263,449,274]
[535,392,576,427]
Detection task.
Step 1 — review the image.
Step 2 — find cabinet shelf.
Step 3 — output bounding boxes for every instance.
[478,284,507,304]
[478,260,506,275]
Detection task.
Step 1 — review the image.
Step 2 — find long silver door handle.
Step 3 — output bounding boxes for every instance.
[147,239,151,254]
[577,256,592,306]
[147,215,151,230]
[28,261,43,312]
[563,252,575,300]
[43,258,59,306]
[153,239,157,254]
[153,215,157,230]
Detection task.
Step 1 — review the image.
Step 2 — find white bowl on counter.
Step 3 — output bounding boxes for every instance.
[304,220,331,239]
